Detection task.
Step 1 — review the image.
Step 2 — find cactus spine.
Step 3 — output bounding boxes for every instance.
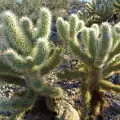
[0,8,63,120]
[56,12,120,120]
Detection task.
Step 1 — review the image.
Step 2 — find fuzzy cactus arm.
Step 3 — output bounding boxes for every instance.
[109,23,120,58]
[33,84,63,98]
[0,75,26,86]
[57,69,85,79]
[77,10,84,19]
[81,80,91,120]
[88,28,97,60]
[91,24,99,37]
[0,49,26,73]
[1,11,32,56]
[20,16,34,44]
[76,20,85,32]
[77,10,88,22]
[0,62,21,76]
[104,23,120,67]
[103,61,120,77]
[69,14,79,39]
[38,47,62,75]
[94,22,113,68]
[69,40,92,67]
[112,23,120,50]
[0,49,27,74]
[26,74,63,98]
[80,27,89,51]
[56,17,70,42]
[100,80,120,93]
[35,8,52,39]
[31,38,49,65]
[109,42,120,61]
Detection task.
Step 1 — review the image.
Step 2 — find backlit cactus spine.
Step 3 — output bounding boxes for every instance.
[0,8,63,120]
[57,13,120,120]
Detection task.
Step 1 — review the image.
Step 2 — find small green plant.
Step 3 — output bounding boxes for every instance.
[0,8,63,120]
[56,13,120,120]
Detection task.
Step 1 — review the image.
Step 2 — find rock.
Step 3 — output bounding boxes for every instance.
[110,101,120,113]
[46,98,80,120]
[104,92,120,120]
[108,74,120,85]
[61,101,80,120]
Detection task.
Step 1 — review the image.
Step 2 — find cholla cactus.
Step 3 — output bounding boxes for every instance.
[0,8,63,120]
[56,13,120,120]
[86,0,114,23]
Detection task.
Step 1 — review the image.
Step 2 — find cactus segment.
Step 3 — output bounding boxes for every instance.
[35,7,52,39]
[80,27,89,52]
[1,11,32,56]
[76,20,85,32]
[31,38,49,65]
[56,17,70,41]
[88,28,97,60]
[69,14,79,39]
[69,40,92,67]
[20,16,34,44]
[39,48,62,75]
[94,23,113,67]
[100,80,120,93]
[1,49,26,73]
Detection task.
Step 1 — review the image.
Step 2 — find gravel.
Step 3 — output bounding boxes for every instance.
[0,74,119,120]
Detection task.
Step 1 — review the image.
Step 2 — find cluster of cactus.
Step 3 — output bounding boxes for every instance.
[77,9,102,26]
[85,0,114,25]
[113,0,120,12]
[0,5,120,120]
[0,8,63,120]
[56,12,120,120]
[0,0,42,23]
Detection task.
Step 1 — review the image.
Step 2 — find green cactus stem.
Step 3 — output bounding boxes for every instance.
[20,16,34,44]
[100,80,120,93]
[31,38,49,65]
[81,76,91,120]
[35,7,52,39]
